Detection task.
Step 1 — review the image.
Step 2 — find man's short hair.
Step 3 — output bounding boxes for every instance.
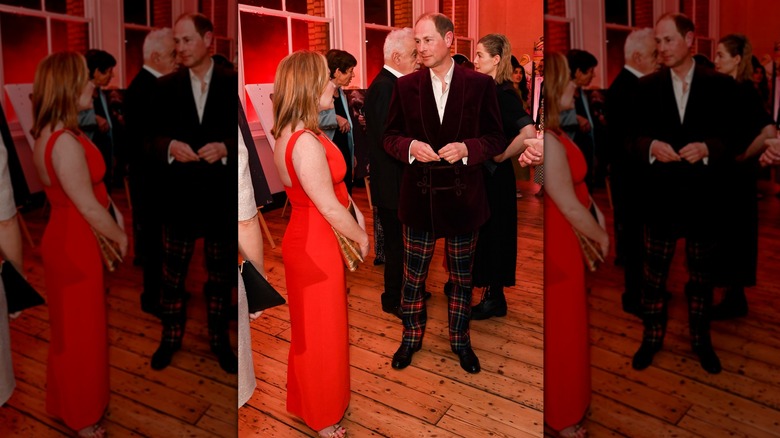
[383,28,414,60]
[84,49,116,78]
[415,12,454,39]
[624,28,654,58]
[175,12,214,37]
[657,12,695,38]
[566,49,598,78]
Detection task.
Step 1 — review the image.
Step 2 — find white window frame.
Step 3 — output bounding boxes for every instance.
[0,2,93,130]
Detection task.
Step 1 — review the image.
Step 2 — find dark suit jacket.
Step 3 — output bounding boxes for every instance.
[383,64,505,237]
[152,64,237,236]
[634,64,739,234]
[606,67,642,179]
[124,68,158,168]
[365,67,404,209]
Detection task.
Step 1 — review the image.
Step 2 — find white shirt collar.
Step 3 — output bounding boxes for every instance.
[624,64,645,78]
[383,64,404,78]
[143,64,165,78]
[189,58,215,86]
[671,59,696,85]
[429,58,455,85]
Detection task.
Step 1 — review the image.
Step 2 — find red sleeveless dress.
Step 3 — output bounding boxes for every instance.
[282,130,351,430]
[41,129,109,430]
[544,131,591,430]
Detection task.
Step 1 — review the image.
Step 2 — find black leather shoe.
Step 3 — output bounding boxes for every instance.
[391,344,422,370]
[213,344,238,374]
[632,342,661,370]
[471,287,507,320]
[456,346,480,374]
[621,292,641,317]
[711,287,748,321]
[694,344,722,374]
[151,344,178,370]
[382,304,403,320]
[443,281,454,298]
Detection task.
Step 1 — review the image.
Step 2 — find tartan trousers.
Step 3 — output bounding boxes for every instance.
[400,226,478,353]
[160,225,235,350]
[641,225,716,349]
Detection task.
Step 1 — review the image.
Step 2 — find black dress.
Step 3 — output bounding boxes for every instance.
[333,92,353,194]
[719,80,774,287]
[472,82,533,288]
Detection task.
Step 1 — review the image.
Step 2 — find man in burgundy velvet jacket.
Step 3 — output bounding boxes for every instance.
[383,12,505,374]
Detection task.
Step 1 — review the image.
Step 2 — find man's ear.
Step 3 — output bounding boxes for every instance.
[684,31,694,48]
[445,31,453,47]
[203,30,214,47]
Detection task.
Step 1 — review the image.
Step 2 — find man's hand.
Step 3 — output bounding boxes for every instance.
[198,142,228,164]
[679,142,708,164]
[576,114,591,133]
[96,115,110,133]
[170,140,200,162]
[519,138,543,167]
[650,140,681,163]
[760,138,780,167]
[411,140,439,162]
[438,142,468,164]
[336,115,350,133]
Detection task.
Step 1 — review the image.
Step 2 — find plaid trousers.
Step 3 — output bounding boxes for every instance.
[160,225,235,350]
[400,226,478,353]
[641,225,716,349]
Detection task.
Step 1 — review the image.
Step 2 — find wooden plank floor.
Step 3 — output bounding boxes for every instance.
[584,180,780,437]
[239,180,544,437]
[1,190,237,437]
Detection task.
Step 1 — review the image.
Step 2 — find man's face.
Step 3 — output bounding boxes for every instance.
[174,18,212,69]
[395,38,419,75]
[414,18,452,70]
[635,40,659,75]
[574,66,594,87]
[93,67,113,87]
[655,18,692,69]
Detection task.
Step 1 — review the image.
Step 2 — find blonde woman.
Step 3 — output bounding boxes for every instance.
[271,50,369,438]
[31,51,127,437]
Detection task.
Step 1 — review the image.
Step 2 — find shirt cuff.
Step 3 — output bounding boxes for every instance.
[649,140,657,164]
[221,156,228,165]
[168,141,175,164]
[408,139,416,164]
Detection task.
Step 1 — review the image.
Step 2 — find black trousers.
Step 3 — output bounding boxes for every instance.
[378,207,403,309]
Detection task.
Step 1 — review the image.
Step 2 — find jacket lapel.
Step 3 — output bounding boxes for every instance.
[439,65,464,146]
[419,69,441,146]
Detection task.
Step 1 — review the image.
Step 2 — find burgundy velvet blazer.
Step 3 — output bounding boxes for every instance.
[383,64,505,237]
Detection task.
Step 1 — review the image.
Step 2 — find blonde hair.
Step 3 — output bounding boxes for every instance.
[477,34,513,84]
[271,51,329,139]
[31,51,89,139]
[543,52,571,131]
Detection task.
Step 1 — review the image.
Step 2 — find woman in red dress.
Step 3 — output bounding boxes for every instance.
[270,51,369,438]
[31,52,128,438]
[541,52,610,438]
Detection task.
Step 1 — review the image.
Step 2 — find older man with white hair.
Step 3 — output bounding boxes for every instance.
[124,27,178,317]
[605,27,657,318]
[364,27,422,320]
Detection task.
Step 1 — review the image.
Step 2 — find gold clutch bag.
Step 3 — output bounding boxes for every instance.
[572,227,604,272]
[91,228,123,272]
[332,201,364,272]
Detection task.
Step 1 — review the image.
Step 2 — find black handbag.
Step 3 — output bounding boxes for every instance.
[1,261,45,314]
[240,261,285,313]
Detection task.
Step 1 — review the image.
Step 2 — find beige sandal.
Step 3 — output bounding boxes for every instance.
[318,424,346,438]
[76,423,106,438]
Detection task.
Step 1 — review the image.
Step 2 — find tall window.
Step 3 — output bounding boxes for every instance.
[544,0,572,54]
[124,0,173,85]
[680,0,713,60]
[0,0,89,123]
[364,0,412,85]
[604,0,654,85]
[439,0,472,59]
[238,1,331,122]
[200,0,237,63]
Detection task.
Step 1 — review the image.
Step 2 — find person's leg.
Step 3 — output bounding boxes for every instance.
[632,226,676,370]
[445,231,481,373]
[685,235,721,374]
[378,207,403,317]
[152,225,196,370]
[204,234,238,373]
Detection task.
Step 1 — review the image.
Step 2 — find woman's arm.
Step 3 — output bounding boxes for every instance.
[544,133,609,258]
[238,215,264,275]
[737,124,777,162]
[292,133,369,257]
[51,133,127,256]
[493,124,538,162]
[0,214,22,270]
